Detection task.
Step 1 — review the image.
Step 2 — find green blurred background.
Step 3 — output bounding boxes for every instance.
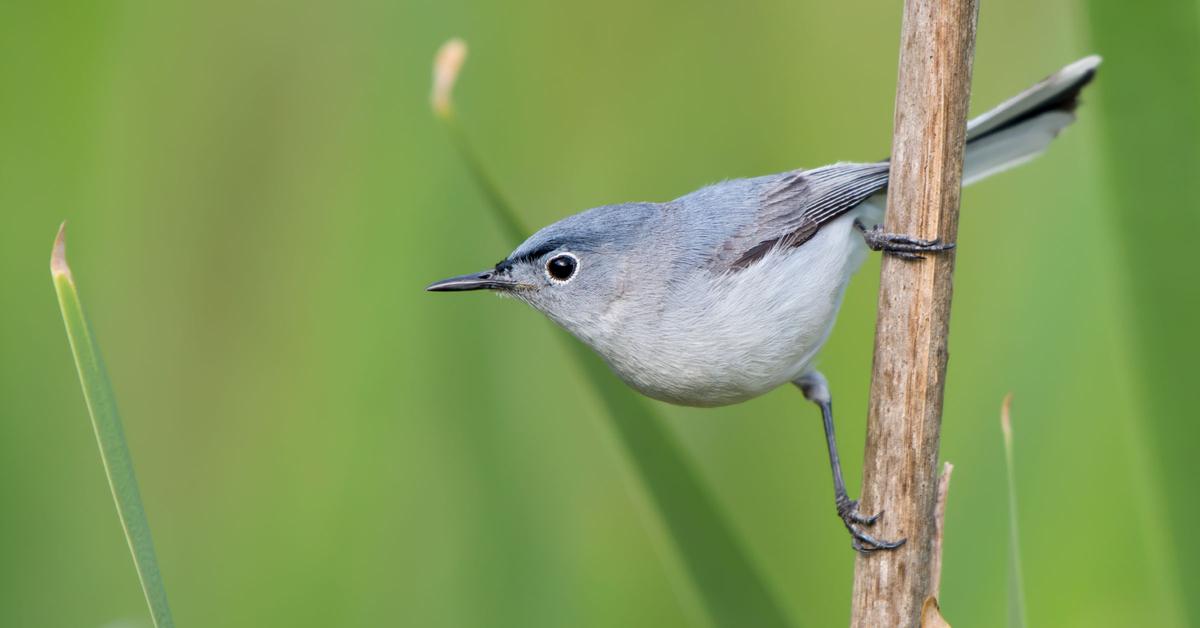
[3,0,1197,626]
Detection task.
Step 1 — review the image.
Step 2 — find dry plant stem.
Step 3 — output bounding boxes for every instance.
[930,461,954,601]
[849,0,978,624]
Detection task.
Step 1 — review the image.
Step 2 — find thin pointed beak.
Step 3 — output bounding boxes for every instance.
[425,269,518,292]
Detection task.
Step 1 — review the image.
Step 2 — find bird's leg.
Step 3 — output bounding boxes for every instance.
[854,218,955,260]
[795,372,906,553]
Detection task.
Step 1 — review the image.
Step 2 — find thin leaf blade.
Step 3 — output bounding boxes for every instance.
[431,40,794,628]
[1000,395,1026,628]
[51,224,175,628]
[567,340,794,628]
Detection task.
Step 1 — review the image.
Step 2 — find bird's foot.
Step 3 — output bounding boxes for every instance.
[837,498,906,553]
[855,220,955,260]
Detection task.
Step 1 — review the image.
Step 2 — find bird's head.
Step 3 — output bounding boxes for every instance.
[426,202,661,341]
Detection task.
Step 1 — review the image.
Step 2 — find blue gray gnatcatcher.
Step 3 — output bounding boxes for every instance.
[428,56,1100,551]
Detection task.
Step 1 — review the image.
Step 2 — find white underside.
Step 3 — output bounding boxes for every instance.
[601,203,882,406]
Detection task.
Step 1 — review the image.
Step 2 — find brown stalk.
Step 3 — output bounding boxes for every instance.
[849,0,978,624]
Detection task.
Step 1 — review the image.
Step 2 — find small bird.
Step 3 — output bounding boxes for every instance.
[428,56,1100,551]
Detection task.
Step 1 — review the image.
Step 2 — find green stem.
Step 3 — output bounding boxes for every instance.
[1001,399,1027,628]
[444,114,528,244]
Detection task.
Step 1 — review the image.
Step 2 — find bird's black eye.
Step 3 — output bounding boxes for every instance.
[546,253,578,283]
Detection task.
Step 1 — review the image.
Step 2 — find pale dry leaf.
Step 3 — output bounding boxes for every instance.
[431,38,468,118]
[1000,392,1014,447]
[921,596,951,628]
[930,460,954,600]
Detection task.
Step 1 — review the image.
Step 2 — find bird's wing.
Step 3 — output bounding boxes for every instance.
[719,162,890,270]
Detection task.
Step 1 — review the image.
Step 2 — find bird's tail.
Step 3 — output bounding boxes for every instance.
[961,55,1101,186]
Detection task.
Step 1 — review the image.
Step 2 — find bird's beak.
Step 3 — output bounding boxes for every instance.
[425,269,519,292]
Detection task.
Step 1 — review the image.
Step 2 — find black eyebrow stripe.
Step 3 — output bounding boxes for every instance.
[495,243,560,271]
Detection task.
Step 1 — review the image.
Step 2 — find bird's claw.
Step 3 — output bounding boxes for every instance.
[838,499,906,553]
[838,499,878,525]
[855,220,955,260]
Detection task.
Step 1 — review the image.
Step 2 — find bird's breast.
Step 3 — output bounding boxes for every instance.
[590,220,867,407]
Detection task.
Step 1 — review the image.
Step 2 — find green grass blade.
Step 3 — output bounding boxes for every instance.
[566,341,793,628]
[443,117,526,247]
[1000,395,1027,628]
[51,224,175,628]
[432,40,793,628]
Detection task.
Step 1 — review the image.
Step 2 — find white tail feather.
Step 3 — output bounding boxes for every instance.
[962,55,1101,186]
[963,111,1075,185]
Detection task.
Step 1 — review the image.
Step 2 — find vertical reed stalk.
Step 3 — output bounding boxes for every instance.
[850,0,978,624]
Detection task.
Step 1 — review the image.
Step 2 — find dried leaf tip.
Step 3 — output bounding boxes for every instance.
[920,597,952,628]
[432,38,468,119]
[51,221,73,282]
[1000,392,1014,446]
[930,460,955,600]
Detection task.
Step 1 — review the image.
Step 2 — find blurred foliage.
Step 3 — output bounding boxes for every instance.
[1085,1,1200,625]
[0,0,1193,626]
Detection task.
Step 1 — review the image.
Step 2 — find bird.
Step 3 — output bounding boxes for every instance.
[427,56,1100,551]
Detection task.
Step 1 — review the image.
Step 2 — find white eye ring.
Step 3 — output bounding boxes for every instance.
[544,252,580,284]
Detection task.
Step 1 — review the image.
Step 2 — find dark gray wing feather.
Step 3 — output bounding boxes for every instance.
[725,162,889,270]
